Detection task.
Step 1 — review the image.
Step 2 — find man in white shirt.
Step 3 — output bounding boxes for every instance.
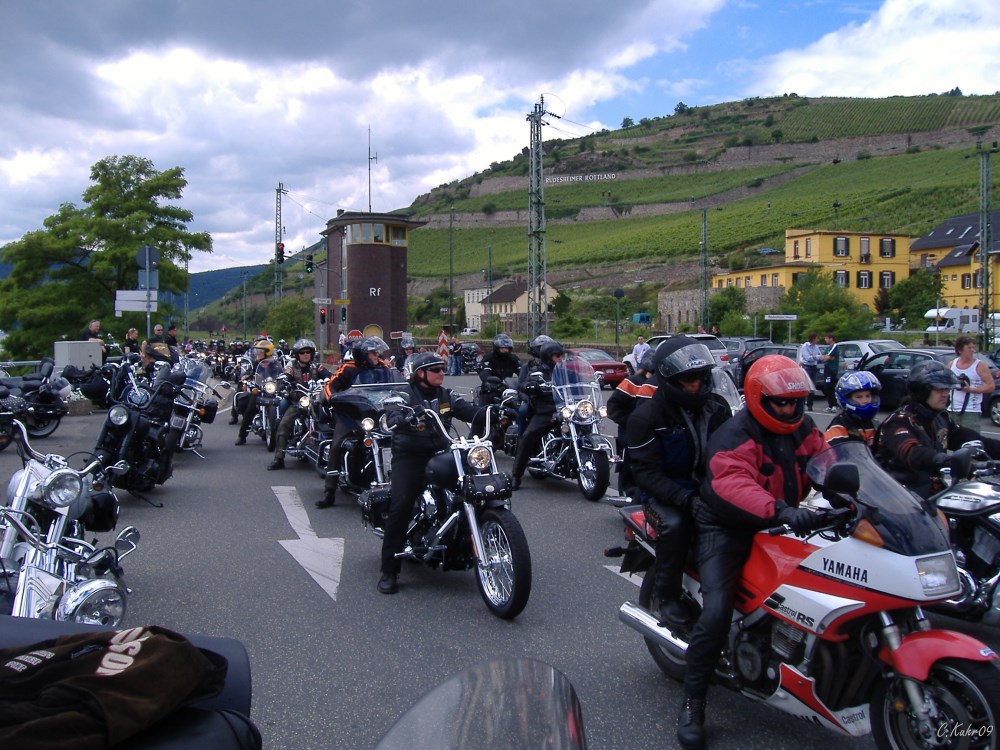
[631,335,651,366]
[948,335,995,429]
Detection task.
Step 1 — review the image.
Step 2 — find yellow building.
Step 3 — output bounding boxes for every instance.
[711,229,914,310]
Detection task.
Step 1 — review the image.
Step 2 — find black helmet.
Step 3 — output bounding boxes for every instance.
[529,334,554,358]
[539,340,565,366]
[653,336,714,409]
[493,333,514,353]
[408,352,446,382]
[291,338,316,358]
[907,359,959,405]
[352,336,389,365]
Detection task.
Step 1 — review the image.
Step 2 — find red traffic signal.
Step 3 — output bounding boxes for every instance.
[276,242,285,264]
[319,307,327,324]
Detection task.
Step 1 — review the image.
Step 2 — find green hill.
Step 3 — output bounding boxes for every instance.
[403,94,1000,290]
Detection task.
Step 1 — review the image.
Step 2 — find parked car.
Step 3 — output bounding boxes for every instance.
[858,347,1000,412]
[721,336,771,388]
[736,344,824,401]
[566,348,629,389]
[460,327,479,336]
[826,339,904,376]
[622,333,732,378]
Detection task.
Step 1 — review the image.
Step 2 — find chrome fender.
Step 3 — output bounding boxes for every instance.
[879,629,997,681]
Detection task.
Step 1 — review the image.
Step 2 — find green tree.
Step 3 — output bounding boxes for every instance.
[620,117,635,129]
[262,295,314,341]
[550,313,593,341]
[779,270,874,340]
[887,269,941,326]
[709,286,747,325]
[0,155,211,358]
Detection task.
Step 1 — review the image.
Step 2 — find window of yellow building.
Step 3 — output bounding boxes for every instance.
[805,238,812,258]
[834,237,850,257]
[860,237,870,263]
[880,238,896,258]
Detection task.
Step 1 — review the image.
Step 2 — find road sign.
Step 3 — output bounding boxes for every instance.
[312,297,332,305]
[117,290,155,302]
[764,314,798,321]
[115,300,157,313]
[333,298,350,305]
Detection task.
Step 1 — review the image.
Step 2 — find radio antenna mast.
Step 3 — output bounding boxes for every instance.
[368,126,378,213]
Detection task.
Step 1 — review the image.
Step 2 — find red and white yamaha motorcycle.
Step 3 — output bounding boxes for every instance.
[610,441,1000,748]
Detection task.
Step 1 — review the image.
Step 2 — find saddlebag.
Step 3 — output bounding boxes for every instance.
[199,400,219,424]
[462,472,512,501]
[360,485,392,530]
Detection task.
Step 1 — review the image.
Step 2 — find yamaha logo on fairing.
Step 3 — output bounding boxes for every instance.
[822,557,869,583]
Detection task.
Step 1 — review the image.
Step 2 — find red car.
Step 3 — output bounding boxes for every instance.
[567,348,629,389]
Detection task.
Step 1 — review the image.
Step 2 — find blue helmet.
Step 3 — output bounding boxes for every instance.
[835,370,881,419]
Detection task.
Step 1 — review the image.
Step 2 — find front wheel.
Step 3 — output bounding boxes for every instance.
[476,509,532,620]
[265,406,278,451]
[872,659,1000,750]
[990,397,1000,427]
[577,449,610,501]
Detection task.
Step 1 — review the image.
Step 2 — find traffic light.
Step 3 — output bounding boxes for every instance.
[319,307,327,324]
[276,242,285,264]
[305,254,314,273]
[341,306,347,323]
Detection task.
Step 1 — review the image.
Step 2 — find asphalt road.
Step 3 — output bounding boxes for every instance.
[3,380,1000,750]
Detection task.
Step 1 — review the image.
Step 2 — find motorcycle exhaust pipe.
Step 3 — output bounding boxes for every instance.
[618,601,690,654]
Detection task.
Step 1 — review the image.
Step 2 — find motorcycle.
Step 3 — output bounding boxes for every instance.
[93,368,189,494]
[0,357,71,438]
[303,377,401,496]
[358,404,532,619]
[0,393,139,626]
[470,369,519,456]
[524,357,615,501]
[172,358,230,453]
[927,445,1000,626]
[611,441,1000,747]
[246,359,285,451]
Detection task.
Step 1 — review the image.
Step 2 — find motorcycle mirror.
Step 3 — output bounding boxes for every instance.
[502,388,518,399]
[961,440,988,459]
[821,463,860,504]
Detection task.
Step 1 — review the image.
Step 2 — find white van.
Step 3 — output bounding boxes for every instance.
[924,307,980,334]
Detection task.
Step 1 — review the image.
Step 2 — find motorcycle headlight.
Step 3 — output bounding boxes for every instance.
[560,406,573,420]
[916,552,961,598]
[108,405,130,426]
[42,468,83,508]
[468,445,493,471]
[298,396,310,409]
[264,380,277,395]
[361,417,376,432]
[57,579,126,627]
[577,401,595,419]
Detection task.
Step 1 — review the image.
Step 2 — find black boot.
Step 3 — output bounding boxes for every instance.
[228,412,239,425]
[377,573,398,595]
[315,490,336,508]
[267,456,285,471]
[658,598,695,633]
[676,697,706,750]
[234,434,246,445]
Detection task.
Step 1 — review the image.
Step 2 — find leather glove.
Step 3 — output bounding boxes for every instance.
[775,502,824,535]
[946,447,975,479]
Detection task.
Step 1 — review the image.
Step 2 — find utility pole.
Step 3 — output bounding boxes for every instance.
[241,270,249,339]
[449,206,455,332]
[700,208,709,330]
[527,96,558,339]
[275,181,287,303]
[978,140,997,349]
[368,126,378,213]
[486,244,493,333]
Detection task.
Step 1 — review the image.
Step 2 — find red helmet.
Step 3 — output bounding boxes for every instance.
[744,355,810,435]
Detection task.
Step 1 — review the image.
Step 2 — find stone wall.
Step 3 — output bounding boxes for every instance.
[657,285,783,332]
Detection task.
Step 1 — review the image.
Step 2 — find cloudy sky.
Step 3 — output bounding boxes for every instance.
[2,0,998,273]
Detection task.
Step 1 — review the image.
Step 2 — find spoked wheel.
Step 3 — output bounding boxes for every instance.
[872,659,1000,750]
[265,406,278,451]
[577,449,610,501]
[26,415,61,439]
[637,568,688,681]
[476,509,531,619]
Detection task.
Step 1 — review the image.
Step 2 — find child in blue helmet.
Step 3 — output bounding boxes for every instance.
[823,370,882,448]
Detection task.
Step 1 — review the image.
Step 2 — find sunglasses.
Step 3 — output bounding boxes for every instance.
[676,372,706,384]
[767,396,802,407]
[425,367,446,374]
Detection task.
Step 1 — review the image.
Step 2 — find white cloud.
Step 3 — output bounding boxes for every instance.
[751,0,1000,97]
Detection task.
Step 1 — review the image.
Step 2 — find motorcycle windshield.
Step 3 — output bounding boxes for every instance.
[551,357,601,408]
[353,368,403,386]
[328,383,399,422]
[180,360,211,384]
[807,442,950,557]
[709,370,744,416]
[254,360,283,385]
[375,658,587,750]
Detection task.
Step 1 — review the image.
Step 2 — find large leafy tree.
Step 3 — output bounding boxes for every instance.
[0,155,211,358]
[887,269,941,327]
[779,270,874,341]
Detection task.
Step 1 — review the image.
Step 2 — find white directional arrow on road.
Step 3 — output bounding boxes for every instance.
[272,486,345,601]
